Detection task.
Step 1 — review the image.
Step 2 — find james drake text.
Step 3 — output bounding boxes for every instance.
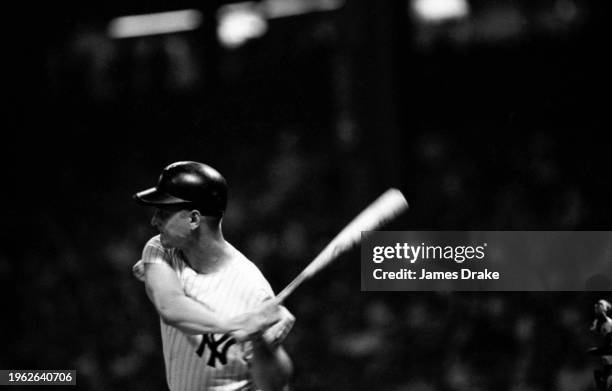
[373,268,500,280]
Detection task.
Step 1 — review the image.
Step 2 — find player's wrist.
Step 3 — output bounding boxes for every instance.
[228,313,266,342]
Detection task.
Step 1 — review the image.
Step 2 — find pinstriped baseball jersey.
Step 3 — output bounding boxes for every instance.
[140,235,274,391]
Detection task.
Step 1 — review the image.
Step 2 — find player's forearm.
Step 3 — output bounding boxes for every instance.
[162,314,234,335]
[157,294,241,335]
[147,277,281,338]
[250,340,292,391]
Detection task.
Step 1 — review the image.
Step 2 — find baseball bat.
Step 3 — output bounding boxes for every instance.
[276,188,408,302]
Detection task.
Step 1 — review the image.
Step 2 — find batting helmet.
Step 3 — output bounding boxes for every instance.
[133,161,228,217]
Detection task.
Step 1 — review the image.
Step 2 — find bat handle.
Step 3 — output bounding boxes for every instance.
[275,276,303,303]
[275,244,336,303]
[275,245,334,303]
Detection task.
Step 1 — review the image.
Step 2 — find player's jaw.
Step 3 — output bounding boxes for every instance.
[158,228,189,249]
[151,207,192,248]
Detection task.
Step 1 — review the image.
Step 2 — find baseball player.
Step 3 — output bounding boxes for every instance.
[133,161,294,391]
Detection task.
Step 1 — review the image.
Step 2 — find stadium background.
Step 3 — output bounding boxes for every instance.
[5,0,612,389]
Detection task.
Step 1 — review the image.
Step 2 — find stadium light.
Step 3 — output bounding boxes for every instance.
[108,9,203,39]
[263,0,344,19]
[217,2,268,49]
[411,0,469,22]
[216,0,344,49]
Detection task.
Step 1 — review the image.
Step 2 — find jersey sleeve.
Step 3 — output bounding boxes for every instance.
[141,235,169,266]
[245,263,276,308]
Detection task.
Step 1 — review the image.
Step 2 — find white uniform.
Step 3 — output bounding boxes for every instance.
[139,235,274,391]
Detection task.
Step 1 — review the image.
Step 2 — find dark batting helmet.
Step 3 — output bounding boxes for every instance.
[133,161,228,217]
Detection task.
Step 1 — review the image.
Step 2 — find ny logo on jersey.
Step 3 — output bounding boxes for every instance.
[196,333,236,367]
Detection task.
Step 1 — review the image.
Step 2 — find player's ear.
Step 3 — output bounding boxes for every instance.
[189,210,201,229]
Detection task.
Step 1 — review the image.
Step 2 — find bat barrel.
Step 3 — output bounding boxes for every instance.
[275,188,408,302]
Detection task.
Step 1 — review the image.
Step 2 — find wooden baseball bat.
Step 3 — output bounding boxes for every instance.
[276,188,408,302]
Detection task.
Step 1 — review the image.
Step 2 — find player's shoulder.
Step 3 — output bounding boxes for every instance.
[141,235,178,266]
[142,235,169,255]
[227,244,273,289]
[229,246,263,274]
[144,234,164,250]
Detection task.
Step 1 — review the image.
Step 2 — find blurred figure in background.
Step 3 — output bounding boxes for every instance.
[589,299,612,389]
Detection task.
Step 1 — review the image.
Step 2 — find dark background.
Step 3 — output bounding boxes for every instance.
[5,0,612,389]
